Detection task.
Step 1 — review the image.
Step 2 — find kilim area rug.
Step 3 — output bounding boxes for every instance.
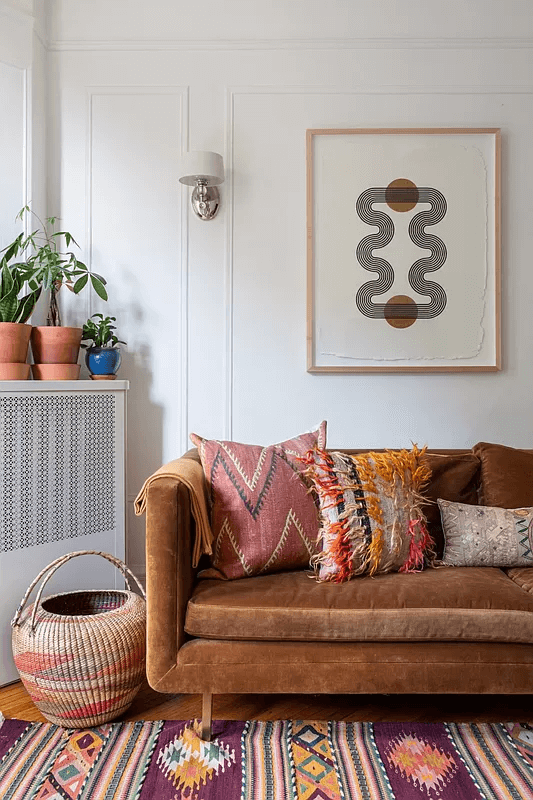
[0,717,532,800]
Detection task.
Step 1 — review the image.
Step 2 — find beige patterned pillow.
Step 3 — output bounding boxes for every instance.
[438,499,533,567]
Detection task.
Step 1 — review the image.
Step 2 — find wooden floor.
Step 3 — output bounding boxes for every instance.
[1,679,532,724]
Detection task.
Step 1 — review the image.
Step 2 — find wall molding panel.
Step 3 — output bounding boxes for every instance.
[85,85,190,456]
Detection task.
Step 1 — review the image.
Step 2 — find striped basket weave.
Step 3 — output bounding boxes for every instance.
[11,550,146,728]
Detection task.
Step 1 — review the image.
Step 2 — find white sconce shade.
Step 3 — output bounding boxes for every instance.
[178,151,224,220]
[178,151,225,187]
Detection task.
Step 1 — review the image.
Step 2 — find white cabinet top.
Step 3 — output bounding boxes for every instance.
[0,380,129,392]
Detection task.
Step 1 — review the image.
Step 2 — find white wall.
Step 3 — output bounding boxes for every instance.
[0,1,47,316]
[35,2,533,575]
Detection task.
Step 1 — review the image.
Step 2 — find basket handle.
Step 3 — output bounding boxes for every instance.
[11,550,146,631]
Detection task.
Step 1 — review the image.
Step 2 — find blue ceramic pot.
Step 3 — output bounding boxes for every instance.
[86,347,122,377]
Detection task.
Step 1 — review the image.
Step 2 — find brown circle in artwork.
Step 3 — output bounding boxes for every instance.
[385,178,419,212]
[384,295,418,329]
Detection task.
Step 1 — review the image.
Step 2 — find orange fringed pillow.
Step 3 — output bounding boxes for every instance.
[303,446,435,582]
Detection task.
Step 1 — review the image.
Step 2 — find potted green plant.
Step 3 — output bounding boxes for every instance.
[5,206,108,380]
[0,247,43,380]
[81,314,126,380]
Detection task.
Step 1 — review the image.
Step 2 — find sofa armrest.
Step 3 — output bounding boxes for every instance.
[136,453,212,690]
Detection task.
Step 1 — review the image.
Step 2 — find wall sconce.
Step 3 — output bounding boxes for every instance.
[178,151,225,221]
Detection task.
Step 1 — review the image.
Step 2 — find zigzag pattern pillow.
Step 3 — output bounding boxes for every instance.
[190,423,326,580]
[303,446,434,582]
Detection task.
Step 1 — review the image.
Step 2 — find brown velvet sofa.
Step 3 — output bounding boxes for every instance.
[140,443,533,738]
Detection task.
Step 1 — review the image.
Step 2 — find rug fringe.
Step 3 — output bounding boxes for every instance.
[0,711,4,730]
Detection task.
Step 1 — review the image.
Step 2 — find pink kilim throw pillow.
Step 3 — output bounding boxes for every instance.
[190,422,326,580]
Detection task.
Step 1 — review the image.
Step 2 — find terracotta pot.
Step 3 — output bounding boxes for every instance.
[0,362,31,380]
[0,322,32,363]
[31,326,83,365]
[31,364,81,381]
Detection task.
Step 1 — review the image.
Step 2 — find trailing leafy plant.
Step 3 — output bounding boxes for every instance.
[81,314,126,349]
[0,207,108,326]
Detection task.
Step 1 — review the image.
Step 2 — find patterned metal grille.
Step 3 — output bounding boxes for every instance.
[0,394,116,551]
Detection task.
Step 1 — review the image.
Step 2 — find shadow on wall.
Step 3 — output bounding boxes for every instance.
[120,342,164,574]
[120,343,164,493]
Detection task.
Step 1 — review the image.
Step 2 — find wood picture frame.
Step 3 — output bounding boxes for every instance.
[306,128,501,373]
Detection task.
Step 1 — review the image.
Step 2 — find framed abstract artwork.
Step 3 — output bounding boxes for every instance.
[306,128,501,373]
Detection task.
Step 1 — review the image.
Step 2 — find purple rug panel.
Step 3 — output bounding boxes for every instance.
[373,721,482,799]
[140,719,245,799]
[0,719,29,762]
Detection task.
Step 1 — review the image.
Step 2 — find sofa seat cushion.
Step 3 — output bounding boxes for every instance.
[506,568,533,594]
[185,567,533,644]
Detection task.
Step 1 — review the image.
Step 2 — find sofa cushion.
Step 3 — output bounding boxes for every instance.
[474,441,533,507]
[303,446,433,581]
[185,568,533,644]
[438,500,533,568]
[421,452,481,558]
[190,423,326,579]
[506,568,533,594]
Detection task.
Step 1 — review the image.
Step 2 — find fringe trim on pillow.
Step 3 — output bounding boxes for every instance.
[302,449,368,582]
[303,445,436,581]
[399,518,432,572]
[352,446,436,574]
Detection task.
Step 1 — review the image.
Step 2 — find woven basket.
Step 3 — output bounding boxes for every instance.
[11,550,146,728]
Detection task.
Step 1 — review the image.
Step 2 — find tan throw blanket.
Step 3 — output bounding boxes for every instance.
[134,456,213,567]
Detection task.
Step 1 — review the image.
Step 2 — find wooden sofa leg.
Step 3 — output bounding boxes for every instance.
[201,693,213,741]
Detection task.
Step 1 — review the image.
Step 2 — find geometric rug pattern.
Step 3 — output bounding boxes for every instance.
[1,717,532,799]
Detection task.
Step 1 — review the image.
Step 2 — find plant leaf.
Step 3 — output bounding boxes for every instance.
[43,268,53,290]
[0,292,19,322]
[16,206,30,222]
[90,275,108,301]
[73,274,89,293]
[1,234,23,262]
[1,263,14,297]
[14,286,42,323]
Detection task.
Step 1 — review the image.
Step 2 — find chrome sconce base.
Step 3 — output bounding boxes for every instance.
[191,184,220,220]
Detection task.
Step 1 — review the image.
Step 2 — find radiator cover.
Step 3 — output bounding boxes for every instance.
[0,381,128,685]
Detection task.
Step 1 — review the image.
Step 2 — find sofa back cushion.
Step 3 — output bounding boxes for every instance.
[422,452,481,558]
[474,442,533,508]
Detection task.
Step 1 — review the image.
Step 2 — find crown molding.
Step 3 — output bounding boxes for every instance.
[47,36,533,53]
